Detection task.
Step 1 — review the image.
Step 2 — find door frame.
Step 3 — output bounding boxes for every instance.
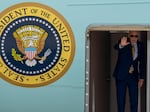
[85,25,150,112]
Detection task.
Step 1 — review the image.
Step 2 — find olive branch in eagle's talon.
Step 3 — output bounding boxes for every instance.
[11,48,24,64]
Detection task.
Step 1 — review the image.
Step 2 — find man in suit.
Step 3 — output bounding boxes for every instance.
[113,31,145,112]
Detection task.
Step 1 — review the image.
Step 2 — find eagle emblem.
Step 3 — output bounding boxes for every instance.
[12,25,51,67]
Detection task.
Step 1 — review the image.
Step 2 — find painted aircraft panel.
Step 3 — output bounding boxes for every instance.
[0,0,150,112]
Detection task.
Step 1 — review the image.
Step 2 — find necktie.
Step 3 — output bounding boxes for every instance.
[132,45,135,60]
[129,45,135,74]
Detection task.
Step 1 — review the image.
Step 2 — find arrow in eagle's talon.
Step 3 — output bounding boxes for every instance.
[39,49,52,64]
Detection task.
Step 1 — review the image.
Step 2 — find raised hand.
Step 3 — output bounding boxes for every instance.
[120,36,130,47]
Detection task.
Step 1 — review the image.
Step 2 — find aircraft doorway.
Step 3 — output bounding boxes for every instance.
[85,25,149,112]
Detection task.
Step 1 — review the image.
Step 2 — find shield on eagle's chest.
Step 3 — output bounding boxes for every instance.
[25,47,37,60]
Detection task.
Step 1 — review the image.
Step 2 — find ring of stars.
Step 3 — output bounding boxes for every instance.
[1,17,61,75]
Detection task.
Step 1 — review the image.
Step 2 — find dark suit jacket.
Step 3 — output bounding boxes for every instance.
[113,40,145,80]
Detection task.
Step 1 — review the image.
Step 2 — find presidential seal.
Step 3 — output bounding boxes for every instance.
[0,2,75,87]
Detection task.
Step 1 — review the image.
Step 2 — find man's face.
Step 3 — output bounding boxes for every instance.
[129,31,139,43]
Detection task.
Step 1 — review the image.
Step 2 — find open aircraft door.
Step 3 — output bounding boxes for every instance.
[85,25,149,112]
